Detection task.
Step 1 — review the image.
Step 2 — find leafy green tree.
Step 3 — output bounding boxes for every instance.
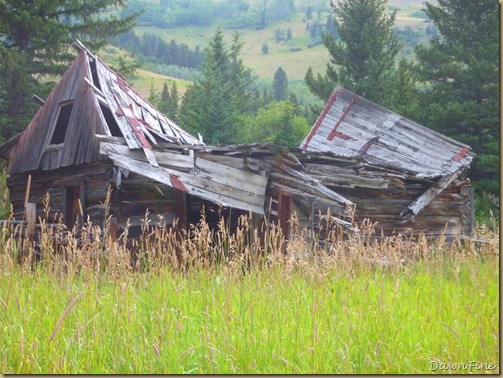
[240,101,310,147]
[0,0,141,140]
[273,67,288,101]
[305,0,402,103]
[413,0,499,219]
[179,29,255,144]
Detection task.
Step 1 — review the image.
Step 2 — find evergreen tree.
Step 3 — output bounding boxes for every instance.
[0,0,140,140]
[148,84,160,106]
[273,67,288,101]
[305,5,313,20]
[156,81,181,123]
[179,29,255,144]
[168,81,180,123]
[286,28,293,41]
[413,0,499,218]
[262,42,270,54]
[305,0,402,103]
[158,83,170,116]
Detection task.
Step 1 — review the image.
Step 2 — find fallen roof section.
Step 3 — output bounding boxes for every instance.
[300,87,476,179]
[74,40,202,148]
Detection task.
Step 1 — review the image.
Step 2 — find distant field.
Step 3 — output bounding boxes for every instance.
[99,46,192,97]
[133,12,332,83]
[101,2,431,98]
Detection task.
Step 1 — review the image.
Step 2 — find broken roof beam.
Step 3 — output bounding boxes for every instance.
[100,142,194,171]
[271,167,352,207]
[107,153,266,215]
[399,167,465,223]
[32,94,45,106]
[94,59,141,149]
[272,150,353,207]
[308,172,390,189]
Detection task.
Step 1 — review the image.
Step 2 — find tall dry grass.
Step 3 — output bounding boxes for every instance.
[1,188,498,281]
[0,192,499,374]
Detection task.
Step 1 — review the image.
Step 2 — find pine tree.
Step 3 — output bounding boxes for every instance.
[0,0,140,140]
[286,28,293,41]
[273,67,288,101]
[413,0,499,217]
[168,81,180,123]
[179,29,255,144]
[305,0,402,103]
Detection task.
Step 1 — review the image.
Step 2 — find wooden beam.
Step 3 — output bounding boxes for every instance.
[399,168,464,222]
[25,202,36,240]
[100,142,194,171]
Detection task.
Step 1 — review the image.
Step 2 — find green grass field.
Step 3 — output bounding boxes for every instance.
[0,217,499,374]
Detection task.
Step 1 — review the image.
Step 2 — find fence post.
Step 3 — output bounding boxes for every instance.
[25,202,36,240]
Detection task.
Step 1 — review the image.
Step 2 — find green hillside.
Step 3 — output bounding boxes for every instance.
[102,0,432,99]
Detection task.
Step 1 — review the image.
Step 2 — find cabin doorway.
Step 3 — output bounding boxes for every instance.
[64,186,81,229]
[277,190,293,240]
[186,194,249,234]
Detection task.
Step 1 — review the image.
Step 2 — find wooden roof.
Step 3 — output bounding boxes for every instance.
[0,41,201,174]
[300,87,476,179]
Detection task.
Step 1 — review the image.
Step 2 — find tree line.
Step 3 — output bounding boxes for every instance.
[121,0,296,30]
[110,31,204,69]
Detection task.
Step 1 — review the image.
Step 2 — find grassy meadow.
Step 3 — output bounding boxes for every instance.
[0,211,499,374]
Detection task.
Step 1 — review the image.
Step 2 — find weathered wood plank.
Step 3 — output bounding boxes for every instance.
[195,157,269,188]
[310,173,389,189]
[100,142,194,171]
[108,153,265,214]
[96,59,140,149]
[196,153,273,173]
[400,168,464,220]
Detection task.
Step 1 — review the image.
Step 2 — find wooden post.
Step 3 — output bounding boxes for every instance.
[278,189,293,254]
[109,217,117,243]
[24,175,32,208]
[25,202,36,240]
[469,187,475,235]
[176,190,187,231]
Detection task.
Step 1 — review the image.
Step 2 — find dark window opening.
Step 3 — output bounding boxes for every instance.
[89,57,102,91]
[50,101,73,144]
[100,103,122,137]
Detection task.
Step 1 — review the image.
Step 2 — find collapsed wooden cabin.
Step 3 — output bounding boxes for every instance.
[0,43,476,247]
[0,42,350,243]
[298,87,476,240]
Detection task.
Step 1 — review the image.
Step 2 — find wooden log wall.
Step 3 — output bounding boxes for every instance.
[7,162,114,227]
[108,174,181,238]
[330,178,472,239]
